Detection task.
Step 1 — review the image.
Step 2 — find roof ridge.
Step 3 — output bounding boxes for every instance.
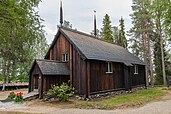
[60,27,121,47]
[36,59,65,63]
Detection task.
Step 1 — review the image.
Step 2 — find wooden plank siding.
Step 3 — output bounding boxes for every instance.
[50,34,70,66]
[29,64,42,92]
[90,60,125,94]
[72,47,86,95]
[29,63,44,98]
[43,75,69,92]
[131,65,146,87]
[48,34,87,95]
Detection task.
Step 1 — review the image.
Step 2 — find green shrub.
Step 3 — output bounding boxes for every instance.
[46,83,75,102]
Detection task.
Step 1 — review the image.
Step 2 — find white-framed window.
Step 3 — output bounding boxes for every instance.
[134,65,138,74]
[106,62,113,73]
[62,53,69,62]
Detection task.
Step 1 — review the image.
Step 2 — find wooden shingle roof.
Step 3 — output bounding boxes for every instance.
[30,59,70,75]
[46,27,145,66]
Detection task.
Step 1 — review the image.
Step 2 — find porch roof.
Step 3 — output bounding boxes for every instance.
[36,59,70,75]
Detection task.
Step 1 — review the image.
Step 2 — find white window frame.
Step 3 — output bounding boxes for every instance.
[62,53,69,62]
[134,65,138,74]
[106,62,113,74]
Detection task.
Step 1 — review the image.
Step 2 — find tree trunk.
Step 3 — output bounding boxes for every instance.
[147,35,154,86]
[145,23,154,87]
[142,32,149,86]
[160,33,167,86]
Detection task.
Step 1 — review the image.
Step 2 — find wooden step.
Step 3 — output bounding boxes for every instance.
[23,90,39,100]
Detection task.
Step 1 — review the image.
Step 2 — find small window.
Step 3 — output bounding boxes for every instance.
[106,62,113,73]
[134,65,138,74]
[62,53,69,62]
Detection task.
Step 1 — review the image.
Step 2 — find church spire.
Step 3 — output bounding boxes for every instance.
[60,1,63,27]
[94,10,97,37]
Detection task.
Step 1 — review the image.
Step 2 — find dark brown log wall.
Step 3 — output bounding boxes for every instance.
[29,63,44,98]
[90,61,125,93]
[51,34,70,66]
[48,33,87,95]
[72,47,86,95]
[43,75,69,92]
[29,63,42,92]
[131,65,146,87]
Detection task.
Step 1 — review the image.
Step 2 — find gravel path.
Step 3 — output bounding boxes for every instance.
[0,90,171,114]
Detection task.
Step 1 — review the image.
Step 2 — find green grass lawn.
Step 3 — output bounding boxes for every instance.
[74,88,168,110]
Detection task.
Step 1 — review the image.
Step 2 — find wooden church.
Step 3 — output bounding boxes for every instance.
[29,2,146,98]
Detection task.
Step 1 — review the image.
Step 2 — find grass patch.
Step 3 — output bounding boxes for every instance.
[167,87,171,91]
[74,88,167,110]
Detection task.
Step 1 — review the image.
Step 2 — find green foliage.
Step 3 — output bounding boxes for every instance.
[118,17,127,48]
[7,92,23,103]
[129,0,153,57]
[101,14,113,42]
[151,0,171,85]
[129,0,171,85]
[90,29,101,38]
[154,38,163,85]
[113,26,119,43]
[15,95,23,103]
[46,83,75,102]
[0,0,48,84]
[8,92,16,99]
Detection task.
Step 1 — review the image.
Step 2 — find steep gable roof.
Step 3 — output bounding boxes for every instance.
[46,27,145,66]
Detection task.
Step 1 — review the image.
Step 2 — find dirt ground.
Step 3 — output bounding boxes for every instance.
[0,89,171,114]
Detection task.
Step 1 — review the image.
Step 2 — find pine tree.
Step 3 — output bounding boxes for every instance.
[118,17,127,48]
[130,0,154,86]
[101,14,113,42]
[113,26,119,43]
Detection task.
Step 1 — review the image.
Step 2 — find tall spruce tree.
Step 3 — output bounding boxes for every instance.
[118,17,127,49]
[153,36,163,85]
[113,26,119,43]
[101,14,113,42]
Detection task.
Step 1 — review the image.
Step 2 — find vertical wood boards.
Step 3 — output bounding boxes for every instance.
[50,49,53,60]
[70,44,73,86]
[87,61,90,97]
[90,61,125,93]
[131,65,146,87]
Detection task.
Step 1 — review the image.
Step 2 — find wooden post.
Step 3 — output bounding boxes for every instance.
[38,75,41,99]
[28,74,32,92]
[50,49,53,60]
[70,44,73,85]
[86,61,90,97]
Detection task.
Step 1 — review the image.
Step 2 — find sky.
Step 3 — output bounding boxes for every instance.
[38,0,133,44]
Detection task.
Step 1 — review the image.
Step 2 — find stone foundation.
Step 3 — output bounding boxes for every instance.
[76,86,146,100]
